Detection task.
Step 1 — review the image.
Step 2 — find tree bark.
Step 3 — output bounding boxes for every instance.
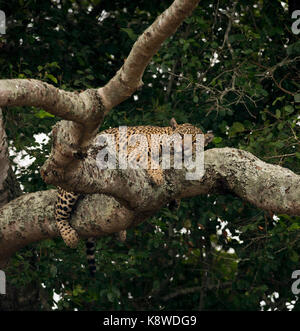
[0,108,22,208]
[99,0,200,111]
[0,146,299,268]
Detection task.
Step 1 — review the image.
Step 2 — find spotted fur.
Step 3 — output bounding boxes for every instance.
[54,118,214,276]
[100,117,214,185]
[54,188,98,276]
[54,188,80,249]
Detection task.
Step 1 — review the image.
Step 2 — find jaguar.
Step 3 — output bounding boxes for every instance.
[54,118,214,276]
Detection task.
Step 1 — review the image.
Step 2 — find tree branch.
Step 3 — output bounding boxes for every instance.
[99,0,200,111]
[1,147,299,267]
[0,81,106,185]
[0,190,134,268]
[0,80,103,124]
[0,108,22,208]
[52,144,300,217]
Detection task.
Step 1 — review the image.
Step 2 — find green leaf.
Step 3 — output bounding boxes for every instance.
[35,109,55,118]
[45,73,58,84]
[73,285,85,296]
[211,41,218,49]
[286,41,300,56]
[213,136,222,144]
[243,49,253,55]
[111,287,120,298]
[294,94,300,103]
[107,292,115,302]
[232,122,245,132]
[288,223,300,232]
[289,250,299,263]
[86,74,94,80]
[121,28,137,41]
[183,42,190,52]
[277,122,284,130]
[23,69,32,75]
[229,122,245,136]
[284,105,294,114]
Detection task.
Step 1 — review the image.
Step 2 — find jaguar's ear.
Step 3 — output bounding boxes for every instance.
[170,117,177,129]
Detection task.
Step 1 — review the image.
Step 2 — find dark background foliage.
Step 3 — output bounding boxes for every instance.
[0,0,299,310]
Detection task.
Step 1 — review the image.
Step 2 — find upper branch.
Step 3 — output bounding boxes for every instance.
[0,1,201,118]
[0,79,104,124]
[99,0,200,111]
[0,80,107,185]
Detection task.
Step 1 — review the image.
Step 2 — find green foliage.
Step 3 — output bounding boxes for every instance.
[0,0,299,310]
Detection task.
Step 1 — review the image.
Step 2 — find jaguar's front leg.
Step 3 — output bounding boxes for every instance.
[54,188,80,248]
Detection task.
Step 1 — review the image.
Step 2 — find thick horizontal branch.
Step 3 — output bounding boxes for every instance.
[57,146,300,217]
[99,0,200,111]
[0,190,134,268]
[183,148,300,216]
[0,147,299,267]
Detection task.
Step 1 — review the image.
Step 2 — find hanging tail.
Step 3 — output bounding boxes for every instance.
[85,237,96,277]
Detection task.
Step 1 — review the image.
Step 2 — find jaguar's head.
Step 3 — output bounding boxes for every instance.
[170,118,214,145]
